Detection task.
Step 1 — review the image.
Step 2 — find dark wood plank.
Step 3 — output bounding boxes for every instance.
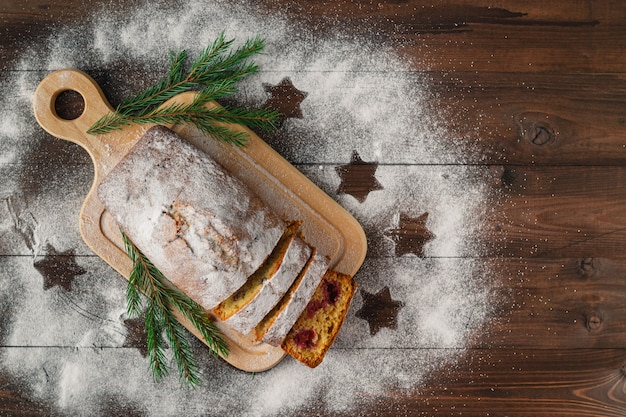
[353,257,626,350]
[386,348,626,417]
[488,165,626,258]
[427,71,626,166]
[297,164,626,258]
[485,257,626,349]
[275,348,626,417]
[1,0,625,416]
[298,165,626,259]
[3,253,624,351]
[19,69,626,166]
[3,1,626,74]
[0,347,622,417]
[256,0,626,74]
[5,163,626,259]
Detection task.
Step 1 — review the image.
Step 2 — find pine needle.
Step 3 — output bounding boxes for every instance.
[87,33,279,143]
[121,231,229,387]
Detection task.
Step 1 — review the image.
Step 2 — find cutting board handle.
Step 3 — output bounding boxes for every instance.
[33,69,116,160]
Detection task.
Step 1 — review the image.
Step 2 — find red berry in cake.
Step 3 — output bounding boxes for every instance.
[322,279,341,305]
[305,300,325,318]
[293,328,317,349]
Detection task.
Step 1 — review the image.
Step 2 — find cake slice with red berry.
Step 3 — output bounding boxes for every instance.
[282,270,357,368]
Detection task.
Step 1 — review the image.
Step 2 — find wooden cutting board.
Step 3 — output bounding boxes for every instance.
[32,69,367,372]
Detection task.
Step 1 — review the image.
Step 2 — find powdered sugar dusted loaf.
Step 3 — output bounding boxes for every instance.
[98,126,285,309]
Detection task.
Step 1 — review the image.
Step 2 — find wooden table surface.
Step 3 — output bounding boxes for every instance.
[1,1,625,416]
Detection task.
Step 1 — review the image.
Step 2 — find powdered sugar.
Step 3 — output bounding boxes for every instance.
[338,257,491,349]
[223,235,311,335]
[0,0,494,415]
[260,251,328,346]
[98,126,285,309]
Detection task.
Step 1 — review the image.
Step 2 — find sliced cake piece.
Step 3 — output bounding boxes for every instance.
[214,221,312,335]
[254,250,329,347]
[213,221,301,321]
[282,270,357,368]
[98,126,285,309]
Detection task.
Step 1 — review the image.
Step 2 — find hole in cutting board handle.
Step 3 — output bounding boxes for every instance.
[54,89,85,120]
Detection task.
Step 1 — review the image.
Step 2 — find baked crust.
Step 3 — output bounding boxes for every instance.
[98,126,284,309]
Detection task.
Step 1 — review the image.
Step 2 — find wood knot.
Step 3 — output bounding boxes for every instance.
[577,257,598,278]
[621,363,626,378]
[585,312,603,332]
[515,113,559,146]
[526,124,554,145]
[486,165,514,189]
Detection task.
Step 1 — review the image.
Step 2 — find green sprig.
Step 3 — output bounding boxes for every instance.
[122,231,229,387]
[87,33,279,146]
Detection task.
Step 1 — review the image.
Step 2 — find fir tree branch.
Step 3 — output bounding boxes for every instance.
[121,231,229,387]
[162,287,229,359]
[124,236,145,318]
[87,33,278,144]
[92,99,279,146]
[160,298,200,386]
[145,302,169,381]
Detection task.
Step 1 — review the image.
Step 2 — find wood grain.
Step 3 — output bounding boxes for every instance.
[0,372,51,417]
[1,0,625,415]
[256,0,626,73]
[389,348,626,417]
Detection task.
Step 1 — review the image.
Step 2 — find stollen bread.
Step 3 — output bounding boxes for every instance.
[97,126,285,309]
[99,125,358,362]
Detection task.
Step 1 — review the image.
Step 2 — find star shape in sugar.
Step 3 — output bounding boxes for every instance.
[335,150,384,203]
[355,287,404,336]
[385,212,435,257]
[34,244,87,291]
[263,77,308,119]
[122,317,149,358]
